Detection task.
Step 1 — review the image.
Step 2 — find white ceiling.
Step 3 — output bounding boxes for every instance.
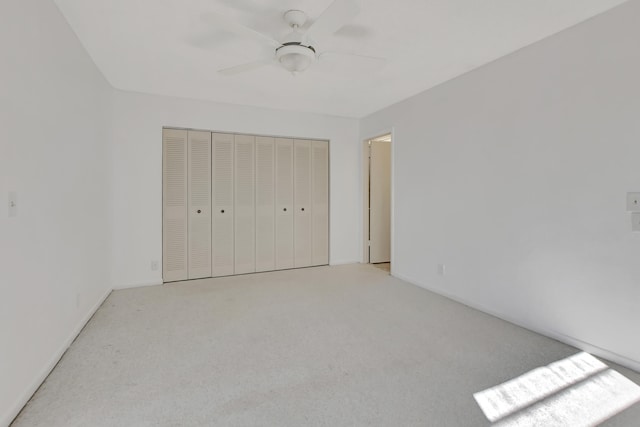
[54,0,628,118]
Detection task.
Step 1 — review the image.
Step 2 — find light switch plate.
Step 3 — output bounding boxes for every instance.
[627,192,640,212]
[8,191,17,217]
[632,213,640,232]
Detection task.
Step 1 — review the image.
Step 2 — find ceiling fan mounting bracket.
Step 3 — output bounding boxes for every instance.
[283,10,307,28]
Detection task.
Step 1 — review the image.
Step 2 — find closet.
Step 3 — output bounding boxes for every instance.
[162,128,329,282]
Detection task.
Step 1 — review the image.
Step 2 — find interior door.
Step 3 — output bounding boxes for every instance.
[212,133,235,276]
[234,134,256,274]
[275,138,294,269]
[369,140,391,263]
[294,139,312,268]
[187,130,212,279]
[162,129,188,282]
[255,136,276,272]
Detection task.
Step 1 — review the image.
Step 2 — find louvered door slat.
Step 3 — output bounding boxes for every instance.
[275,138,294,269]
[311,140,329,266]
[188,131,212,279]
[294,139,312,268]
[163,129,188,282]
[255,137,275,272]
[234,134,256,274]
[212,133,234,277]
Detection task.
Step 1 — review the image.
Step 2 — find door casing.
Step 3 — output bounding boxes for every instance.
[362,132,394,267]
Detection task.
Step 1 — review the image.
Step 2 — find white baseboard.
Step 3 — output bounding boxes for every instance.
[392,272,640,374]
[2,287,112,427]
[112,280,163,290]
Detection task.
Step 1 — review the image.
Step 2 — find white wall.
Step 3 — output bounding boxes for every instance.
[0,0,113,425]
[110,91,360,289]
[2,0,637,423]
[361,0,640,370]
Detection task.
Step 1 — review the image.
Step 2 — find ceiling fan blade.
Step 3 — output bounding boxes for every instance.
[217,0,266,14]
[187,30,235,50]
[218,58,274,76]
[334,24,373,40]
[303,0,360,44]
[319,51,387,65]
[202,13,281,49]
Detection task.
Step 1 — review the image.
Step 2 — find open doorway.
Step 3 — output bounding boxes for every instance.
[363,133,391,272]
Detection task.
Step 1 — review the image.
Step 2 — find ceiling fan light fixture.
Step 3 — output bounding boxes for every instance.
[276,44,316,73]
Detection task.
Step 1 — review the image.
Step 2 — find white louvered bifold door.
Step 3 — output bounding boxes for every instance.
[187,131,212,279]
[212,133,235,277]
[275,138,294,270]
[163,129,188,282]
[311,140,329,266]
[294,139,312,268]
[234,135,256,274]
[255,137,275,272]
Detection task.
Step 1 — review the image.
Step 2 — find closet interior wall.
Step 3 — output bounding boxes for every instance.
[162,128,329,282]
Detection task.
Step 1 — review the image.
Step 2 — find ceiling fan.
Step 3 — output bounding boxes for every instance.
[200,0,385,76]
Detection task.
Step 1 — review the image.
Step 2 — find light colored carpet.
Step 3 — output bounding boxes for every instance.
[12,264,640,426]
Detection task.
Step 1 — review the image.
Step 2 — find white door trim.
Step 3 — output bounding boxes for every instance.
[361,129,394,271]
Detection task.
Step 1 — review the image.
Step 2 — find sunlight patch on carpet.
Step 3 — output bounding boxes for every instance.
[474,352,640,426]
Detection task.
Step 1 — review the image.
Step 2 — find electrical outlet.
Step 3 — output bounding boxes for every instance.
[151,260,159,271]
[437,264,446,276]
[627,193,640,212]
[632,213,640,232]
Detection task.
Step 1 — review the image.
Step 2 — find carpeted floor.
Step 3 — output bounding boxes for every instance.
[11,264,640,426]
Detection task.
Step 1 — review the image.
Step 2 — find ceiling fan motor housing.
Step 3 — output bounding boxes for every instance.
[276,43,316,72]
